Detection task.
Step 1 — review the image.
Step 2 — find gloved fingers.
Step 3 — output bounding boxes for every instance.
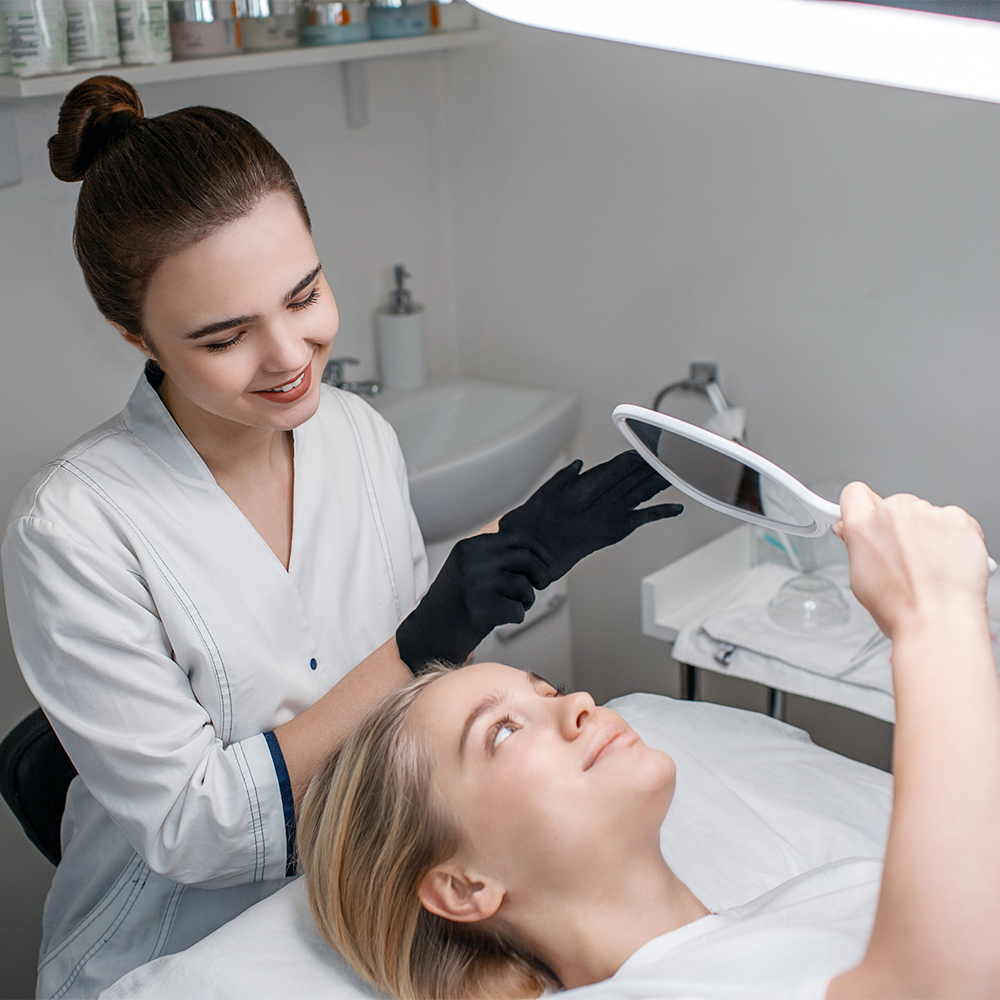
[536,459,584,498]
[574,451,653,506]
[628,503,685,530]
[594,461,668,509]
[499,460,583,530]
[490,571,537,612]
[484,546,553,592]
[460,531,553,591]
[607,468,672,511]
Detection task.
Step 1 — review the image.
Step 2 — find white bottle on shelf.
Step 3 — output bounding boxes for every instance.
[377,265,427,391]
[2,0,69,78]
[0,12,12,74]
[115,1,171,65]
[65,0,123,69]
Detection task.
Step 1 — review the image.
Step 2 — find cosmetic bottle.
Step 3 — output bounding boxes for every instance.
[115,1,171,64]
[3,0,69,77]
[0,13,12,73]
[65,0,123,69]
[369,0,429,40]
[299,1,368,45]
[240,0,297,52]
[377,265,427,391]
[168,0,241,59]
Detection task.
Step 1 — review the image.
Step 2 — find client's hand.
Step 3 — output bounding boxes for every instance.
[835,481,989,640]
[396,529,552,671]
[498,450,684,582]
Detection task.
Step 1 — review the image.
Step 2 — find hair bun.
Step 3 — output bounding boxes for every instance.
[49,76,144,183]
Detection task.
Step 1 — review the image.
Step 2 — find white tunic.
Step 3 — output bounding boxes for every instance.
[2,373,427,999]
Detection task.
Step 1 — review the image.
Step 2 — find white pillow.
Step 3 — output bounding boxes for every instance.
[101,695,892,1000]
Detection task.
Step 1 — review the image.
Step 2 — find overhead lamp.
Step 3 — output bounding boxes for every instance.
[470,0,1000,105]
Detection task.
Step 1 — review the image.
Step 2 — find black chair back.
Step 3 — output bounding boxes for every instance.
[0,709,78,866]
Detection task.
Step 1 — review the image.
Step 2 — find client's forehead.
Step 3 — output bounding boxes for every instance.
[412,662,519,716]
[406,663,524,744]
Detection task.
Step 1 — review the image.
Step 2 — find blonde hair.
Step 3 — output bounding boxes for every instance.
[297,666,561,999]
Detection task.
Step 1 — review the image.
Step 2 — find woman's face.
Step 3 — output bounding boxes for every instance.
[137,191,337,432]
[408,663,676,899]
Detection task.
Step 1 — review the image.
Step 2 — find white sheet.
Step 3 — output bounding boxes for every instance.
[101,694,892,1000]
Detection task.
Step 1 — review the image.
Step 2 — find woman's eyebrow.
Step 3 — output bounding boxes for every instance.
[182,265,323,340]
[184,313,261,341]
[459,690,508,758]
[284,263,322,303]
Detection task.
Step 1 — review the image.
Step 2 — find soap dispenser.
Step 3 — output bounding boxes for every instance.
[376,265,427,390]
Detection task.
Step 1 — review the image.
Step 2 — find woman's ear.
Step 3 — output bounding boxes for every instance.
[111,321,153,359]
[418,864,505,924]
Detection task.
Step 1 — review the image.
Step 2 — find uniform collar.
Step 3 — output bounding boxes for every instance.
[120,369,217,484]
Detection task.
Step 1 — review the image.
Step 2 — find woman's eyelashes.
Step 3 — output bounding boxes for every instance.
[487,685,568,754]
[205,332,245,353]
[203,287,321,352]
[289,286,320,311]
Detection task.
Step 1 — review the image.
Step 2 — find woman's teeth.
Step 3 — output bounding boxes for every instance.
[268,371,305,393]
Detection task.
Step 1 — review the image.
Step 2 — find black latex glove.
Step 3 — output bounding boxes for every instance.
[498,450,684,581]
[396,529,553,672]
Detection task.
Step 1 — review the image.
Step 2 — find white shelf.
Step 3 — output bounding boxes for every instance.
[0,27,494,100]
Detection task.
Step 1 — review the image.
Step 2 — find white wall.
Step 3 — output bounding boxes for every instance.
[442,17,1000,708]
[0,52,458,1000]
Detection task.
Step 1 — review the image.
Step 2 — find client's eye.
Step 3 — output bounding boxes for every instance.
[494,726,515,749]
[489,716,519,753]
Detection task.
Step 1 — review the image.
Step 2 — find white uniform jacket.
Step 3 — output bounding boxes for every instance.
[2,373,427,999]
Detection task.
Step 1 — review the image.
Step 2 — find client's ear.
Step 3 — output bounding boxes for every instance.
[418,864,504,923]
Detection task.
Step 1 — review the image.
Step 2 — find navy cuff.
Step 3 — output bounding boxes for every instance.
[263,731,297,877]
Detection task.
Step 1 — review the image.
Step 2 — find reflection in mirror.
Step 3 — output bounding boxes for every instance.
[625,417,815,529]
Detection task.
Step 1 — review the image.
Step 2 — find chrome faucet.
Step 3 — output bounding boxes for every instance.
[322,357,381,397]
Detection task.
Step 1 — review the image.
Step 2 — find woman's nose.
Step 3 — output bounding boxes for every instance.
[260,322,311,373]
[558,690,597,739]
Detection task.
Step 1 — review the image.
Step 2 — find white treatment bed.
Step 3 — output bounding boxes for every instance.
[101,694,892,999]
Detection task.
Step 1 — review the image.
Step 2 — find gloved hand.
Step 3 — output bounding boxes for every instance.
[498,450,683,581]
[396,528,553,671]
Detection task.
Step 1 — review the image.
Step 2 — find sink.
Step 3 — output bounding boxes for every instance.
[370,380,580,543]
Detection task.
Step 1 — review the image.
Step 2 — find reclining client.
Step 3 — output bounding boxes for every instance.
[298,483,1000,1000]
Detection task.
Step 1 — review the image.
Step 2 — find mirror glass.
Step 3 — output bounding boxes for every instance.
[624,416,815,529]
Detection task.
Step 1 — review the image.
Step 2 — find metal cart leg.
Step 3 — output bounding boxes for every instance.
[769,687,786,721]
[681,663,701,701]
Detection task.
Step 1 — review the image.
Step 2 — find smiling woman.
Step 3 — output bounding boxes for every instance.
[2,73,685,1000]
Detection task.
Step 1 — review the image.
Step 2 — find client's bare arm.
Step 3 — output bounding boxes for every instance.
[828,484,1000,999]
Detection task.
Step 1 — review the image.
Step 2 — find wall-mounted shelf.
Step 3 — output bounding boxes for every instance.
[0,27,495,100]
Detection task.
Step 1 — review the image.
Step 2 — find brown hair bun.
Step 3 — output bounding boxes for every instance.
[49,75,144,183]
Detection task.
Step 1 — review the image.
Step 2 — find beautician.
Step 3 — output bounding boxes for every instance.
[1,77,682,1000]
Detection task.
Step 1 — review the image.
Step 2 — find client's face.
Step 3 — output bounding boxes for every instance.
[407,663,676,903]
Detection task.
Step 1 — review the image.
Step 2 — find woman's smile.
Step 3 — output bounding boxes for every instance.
[251,358,314,404]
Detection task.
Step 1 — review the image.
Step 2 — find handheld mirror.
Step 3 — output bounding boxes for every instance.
[613,404,838,537]
[613,403,998,572]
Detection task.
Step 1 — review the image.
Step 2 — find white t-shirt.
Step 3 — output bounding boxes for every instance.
[569,858,880,999]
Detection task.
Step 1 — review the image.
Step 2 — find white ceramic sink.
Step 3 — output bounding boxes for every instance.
[371,380,580,544]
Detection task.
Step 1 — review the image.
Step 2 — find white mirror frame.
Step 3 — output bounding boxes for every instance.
[471,0,1000,107]
[613,403,841,537]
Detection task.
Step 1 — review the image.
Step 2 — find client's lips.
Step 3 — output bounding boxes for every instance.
[582,723,638,771]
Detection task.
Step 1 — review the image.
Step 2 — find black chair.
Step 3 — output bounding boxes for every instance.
[0,709,77,866]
